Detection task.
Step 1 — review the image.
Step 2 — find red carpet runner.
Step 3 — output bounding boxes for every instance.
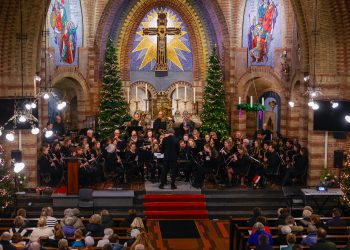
[144,194,208,219]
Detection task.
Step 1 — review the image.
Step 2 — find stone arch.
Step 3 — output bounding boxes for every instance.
[130,81,157,98]
[165,81,192,99]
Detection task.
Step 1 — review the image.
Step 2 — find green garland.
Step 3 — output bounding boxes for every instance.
[237,103,266,112]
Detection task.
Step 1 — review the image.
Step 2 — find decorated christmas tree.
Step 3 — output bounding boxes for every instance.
[98,38,131,139]
[200,47,229,139]
[0,147,15,210]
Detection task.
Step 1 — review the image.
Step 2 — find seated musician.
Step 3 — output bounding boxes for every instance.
[263,145,281,185]
[153,111,167,136]
[103,138,124,182]
[183,134,190,145]
[188,139,199,158]
[282,146,308,186]
[129,130,141,147]
[192,129,204,151]
[178,140,191,181]
[228,145,250,186]
[144,130,155,144]
[125,142,142,182]
[284,140,294,168]
[219,139,235,185]
[192,144,216,188]
[113,129,126,151]
[50,142,64,168]
[38,145,63,186]
[261,123,272,142]
[86,129,97,149]
[148,141,162,182]
[82,143,100,184]
[181,113,195,136]
[74,146,91,187]
[130,112,141,127]
[261,141,270,168]
[61,137,73,157]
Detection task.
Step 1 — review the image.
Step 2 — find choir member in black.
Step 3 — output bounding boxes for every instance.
[130,113,141,127]
[234,131,243,145]
[210,132,220,150]
[261,123,272,142]
[192,144,217,188]
[153,111,167,136]
[52,115,65,139]
[282,147,308,186]
[243,138,252,154]
[144,130,155,144]
[193,129,204,151]
[228,145,250,186]
[87,129,96,149]
[204,134,211,145]
[129,130,140,146]
[38,145,63,186]
[181,113,195,136]
[188,139,199,158]
[159,128,179,189]
[125,142,141,182]
[177,140,191,181]
[61,137,73,157]
[183,134,190,145]
[114,129,126,152]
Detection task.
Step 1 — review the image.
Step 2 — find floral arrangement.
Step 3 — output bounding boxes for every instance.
[319,169,339,188]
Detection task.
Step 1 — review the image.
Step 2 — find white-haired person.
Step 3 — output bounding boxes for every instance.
[247,222,272,247]
[84,236,95,249]
[97,228,114,247]
[0,232,16,250]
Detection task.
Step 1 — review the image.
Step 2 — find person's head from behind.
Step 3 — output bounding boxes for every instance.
[102,244,113,250]
[128,209,137,217]
[58,239,69,250]
[103,228,114,239]
[256,216,267,226]
[285,216,295,225]
[108,234,119,244]
[135,244,145,250]
[258,235,269,246]
[11,232,22,243]
[37,216,47,227]
[101,209,109,217]
[302,209,312,219]
[85,236,95,247]
[14,216,24,228]
[74,229,83,240]
[46,207,54,217]
[317,228,327,239]
[89,214,101,225]
[286,233,296,245]
[1,232,11,241]
[17,208,26,218]
[253,222,265,232]
[131,217,144,229]
[310,214,321,226]
[252,207,262,217]
[332,208,342,218]
[278,207,289,217]
[28,242,41,250]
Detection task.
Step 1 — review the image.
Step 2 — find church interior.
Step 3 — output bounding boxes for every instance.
[0,0,350,249]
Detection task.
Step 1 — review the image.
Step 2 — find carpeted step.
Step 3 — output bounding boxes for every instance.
[145,210,208,219]
[144,194,205,203]
[144,202,206,211]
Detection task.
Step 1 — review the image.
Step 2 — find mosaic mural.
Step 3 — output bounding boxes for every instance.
[48,0,83,66]
[242,0,282,66]
[131,7,193,72]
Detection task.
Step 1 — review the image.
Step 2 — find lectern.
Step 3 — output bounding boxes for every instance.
[66,157,81,195]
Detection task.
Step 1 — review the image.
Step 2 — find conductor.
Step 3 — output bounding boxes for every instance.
[159,128,179,189]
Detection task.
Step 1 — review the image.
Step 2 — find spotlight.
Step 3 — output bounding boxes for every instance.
[0,130,2,136]
[304,75,310,82]
[34,73,41,82]
[43,93,50,100]
[331,102,339,109]
[18,115,27,123]
[45,130,53,138]
[311,91,317,97]
[25,103,31,110]
[308,100,314,107]
[6,132,15,142]
[14,162,25,173]
[345,115,350,123]
[288,101,295,108]
[312,103,319,110]
[31,102,37,109]
[31,127,40,135]
[57,101,67,110]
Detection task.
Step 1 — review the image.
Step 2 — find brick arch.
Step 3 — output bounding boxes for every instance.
[115,0,209,82]
[130,81,157,98]
[165,81,192,99]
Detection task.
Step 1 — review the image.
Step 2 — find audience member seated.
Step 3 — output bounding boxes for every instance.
[71,229,84,248]
[134,244,145,250]
[58,239,69,250]
[53,223,65,241]
[247,207,262,227]
[299,208,313,227]
[109,234,124,250]
[26,242,42,250]
[279,216,303,235]
[247,222,273,247]
[86,214,104,237]
[43,207,58,228]
[326,208,347,226]
[84,236,95,250]
[277,208,290,226]
[256,235,273,250]
[101,210,114,229]
[131,217,145,231]
[97,228,114,247]
[102,244,113,250]
[251,216,271,234]
[0,232,16,250]
[310,228,337,250]
[310,214,326,229]
[9,216,28,237]
[120,209,137,227]
[10,233,26,249]
[124,229,141,248]
[62,217,77,237]
[16,208,29,227]
[281,233,296,250]
[301,225,317,246]
[130,232,154,250]
[29,216,54,242]
[61,208,85,230]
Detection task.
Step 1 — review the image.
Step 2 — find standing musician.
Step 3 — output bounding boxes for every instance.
[181,113,195,136]
[153,111,167,136]
[125,142,141,182]
[159,128,179,190]
[130,113,141,127]
[38,145,63,186]
[261,123,273,142]
[228,145,250,186]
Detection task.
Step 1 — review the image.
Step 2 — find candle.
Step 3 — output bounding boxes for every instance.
[184,86,187,102]
[136,86,138,101]
[262,97,265,105]
[145,84,148,99]
[176,84,179,99]
[193,87,196,103]
[238,96,241,105]
[127,87,130,103]
[250,96,253,107]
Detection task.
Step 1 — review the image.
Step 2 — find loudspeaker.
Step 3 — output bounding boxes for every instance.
[334,150,345,168]
[11,150,22,162]
[333,132,347,140]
